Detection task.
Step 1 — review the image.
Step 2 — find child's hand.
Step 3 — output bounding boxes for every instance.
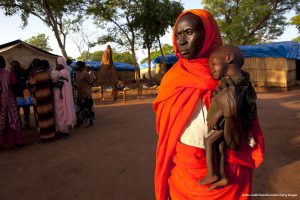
[207,109,223,130]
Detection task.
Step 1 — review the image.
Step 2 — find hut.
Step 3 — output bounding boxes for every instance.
[239,41,300,90]
[140,42,300,90]
[0,40,58,70]
[139,54,178,78]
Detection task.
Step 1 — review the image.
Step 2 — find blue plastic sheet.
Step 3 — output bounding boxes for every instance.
[71,61,135,71]
[239,41,300,59]
[139,54,178,69]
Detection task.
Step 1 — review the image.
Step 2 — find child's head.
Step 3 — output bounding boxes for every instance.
[208,45,244,80]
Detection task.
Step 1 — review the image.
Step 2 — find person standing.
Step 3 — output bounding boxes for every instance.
[0,56,23,150]
[153,9,265,200]
[10,60,31,128]
[28,59,55,142]
[76,61,95,127]
[53,57,76,137]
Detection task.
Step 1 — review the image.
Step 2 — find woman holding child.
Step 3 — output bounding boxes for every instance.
[153,9,265,200]
[53,57,76,136]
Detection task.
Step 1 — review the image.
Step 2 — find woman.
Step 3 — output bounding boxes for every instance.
[153,9,265,199]
[76,61,95,127]
[10,60,31,128]
[28,59,55,142]
[53,57,76,136]
[0,56,22,149]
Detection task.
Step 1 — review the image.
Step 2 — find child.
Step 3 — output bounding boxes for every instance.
[199,45,257,190]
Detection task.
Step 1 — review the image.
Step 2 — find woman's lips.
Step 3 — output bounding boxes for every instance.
[180,50,189,55]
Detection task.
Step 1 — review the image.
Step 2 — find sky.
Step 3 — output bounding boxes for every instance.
[0,0,298,63]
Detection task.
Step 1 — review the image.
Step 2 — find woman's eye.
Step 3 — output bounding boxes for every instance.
[186,30,193,35]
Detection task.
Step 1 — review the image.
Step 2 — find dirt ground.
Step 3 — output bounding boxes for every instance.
[0,89,299,200]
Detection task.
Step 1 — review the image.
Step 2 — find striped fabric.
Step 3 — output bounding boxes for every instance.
[28,69,55,139]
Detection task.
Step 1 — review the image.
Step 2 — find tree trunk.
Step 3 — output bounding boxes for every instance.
[158,37,167,74]
[130,44,141,98]
[147,45,153,87]
[42,0,68,58]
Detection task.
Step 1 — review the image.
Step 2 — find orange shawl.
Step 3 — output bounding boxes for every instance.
[153,9,264,200]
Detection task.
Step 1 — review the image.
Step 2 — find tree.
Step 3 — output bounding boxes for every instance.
[203,0,300,45]
[25,33,52,52]
[0,0,86,58]
[135,0,183,84]
[112,51,135,65]
[70,19,98,59]
[290,9,300,42]
[140,44,174,64]
[77,49,135,64]
[135,0,160,85]
[87,0,143,96]
[77,50,104,61]
[154,0,183,74]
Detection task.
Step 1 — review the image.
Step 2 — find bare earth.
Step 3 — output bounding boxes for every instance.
[0,89,299,200]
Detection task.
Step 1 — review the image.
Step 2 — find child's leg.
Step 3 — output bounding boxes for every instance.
[208,141,229,190]
[199,130,223,185]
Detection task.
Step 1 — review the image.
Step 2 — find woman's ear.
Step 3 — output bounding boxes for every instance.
[225,53,234,64]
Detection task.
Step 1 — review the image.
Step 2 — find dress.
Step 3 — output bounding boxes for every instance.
[53,57,76,132]
[0,69,22,145]
[28,68,55,139]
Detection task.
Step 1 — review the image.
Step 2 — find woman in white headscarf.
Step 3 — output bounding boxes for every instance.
[54,57,76,136]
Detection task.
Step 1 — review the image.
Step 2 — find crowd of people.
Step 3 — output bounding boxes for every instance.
[0,55,96,150]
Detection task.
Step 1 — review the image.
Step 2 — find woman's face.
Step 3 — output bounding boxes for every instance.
[175,13,205,59]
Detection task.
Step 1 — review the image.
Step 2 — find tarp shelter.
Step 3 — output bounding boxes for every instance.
[139,42,300,89]
[0,40,58,70]
[239,41,300,89]
[139,54,178,78]
[72,61,135,72]
[72,61,136,84]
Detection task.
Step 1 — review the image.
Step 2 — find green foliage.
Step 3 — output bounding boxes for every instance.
[112,51,135,65]
[25,33,53,52]
[88,0,142,57]
[290,13,300,32]
[292,36,300,43]
[0,0,86,58]
[77,49,135,65]
[203,0,300,45]
[140,44,174,64]
[77,50,103,62]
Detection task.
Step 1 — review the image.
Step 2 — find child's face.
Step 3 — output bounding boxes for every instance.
[209,53,227,80]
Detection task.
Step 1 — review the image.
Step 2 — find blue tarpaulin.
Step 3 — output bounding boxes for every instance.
[139,42,300,69]
[239,41,300,59]
[139,54,178,69]
[72,61,135,71]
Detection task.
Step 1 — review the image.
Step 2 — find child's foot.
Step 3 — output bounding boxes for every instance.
[199,174,219,185]
[208,178,228,190]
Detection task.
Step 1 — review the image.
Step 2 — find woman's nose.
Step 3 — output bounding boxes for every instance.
[177,34,188,46]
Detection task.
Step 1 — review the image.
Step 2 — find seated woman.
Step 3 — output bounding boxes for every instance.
[0,55,23,150]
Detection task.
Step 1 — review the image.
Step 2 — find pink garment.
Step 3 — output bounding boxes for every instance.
[54,57,76,132]
[0,69,21,145]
